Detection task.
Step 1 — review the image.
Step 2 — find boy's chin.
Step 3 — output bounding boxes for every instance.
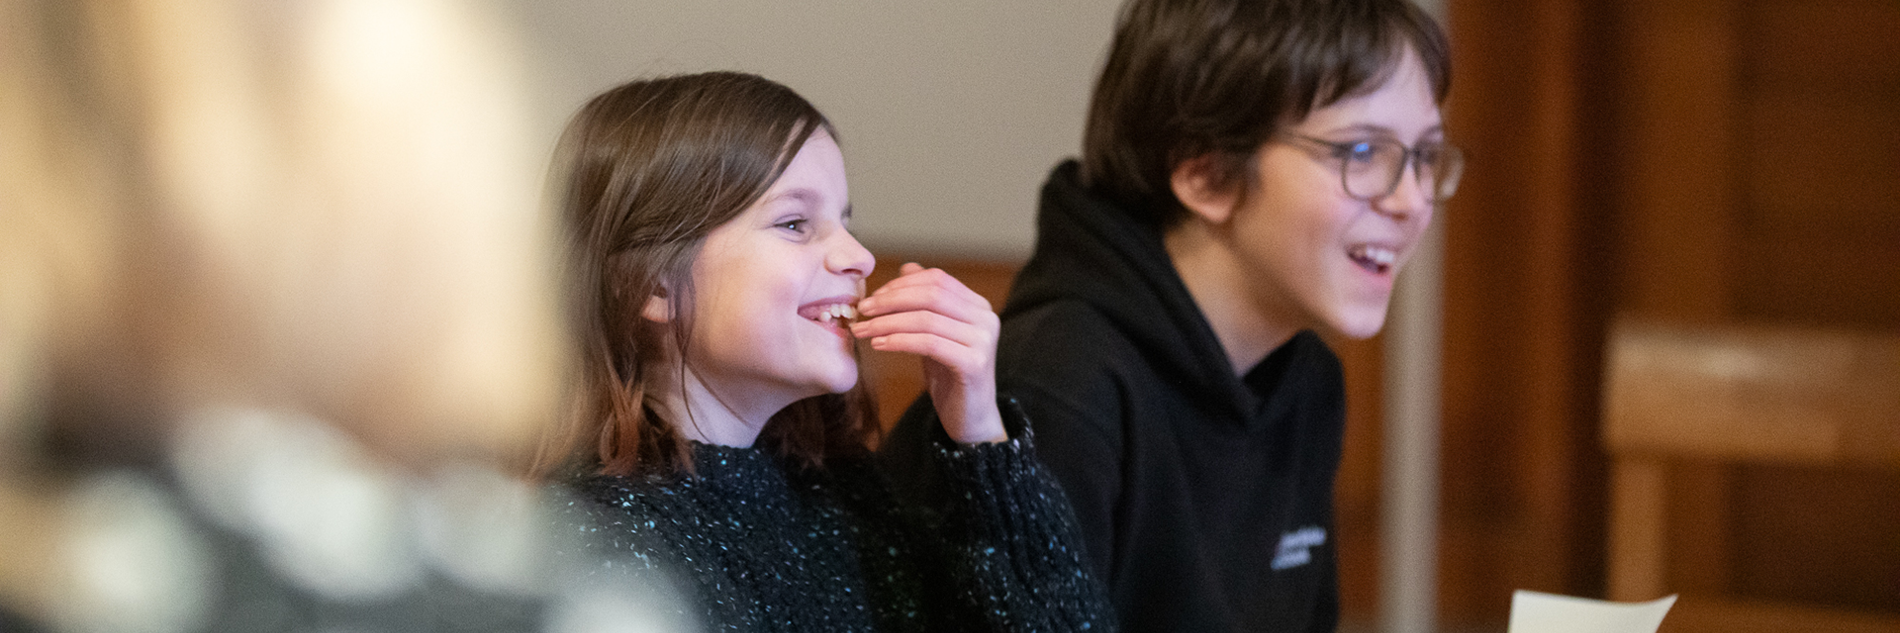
[1326,308,1392,340]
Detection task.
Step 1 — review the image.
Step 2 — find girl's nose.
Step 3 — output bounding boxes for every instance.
[828,229,875,280]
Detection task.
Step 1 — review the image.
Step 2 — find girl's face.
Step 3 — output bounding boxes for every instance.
[675,130,872,423]
[1230,46,1442,340]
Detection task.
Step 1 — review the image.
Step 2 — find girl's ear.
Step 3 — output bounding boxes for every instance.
[1170,154,1241,226]
[641,286,673,323]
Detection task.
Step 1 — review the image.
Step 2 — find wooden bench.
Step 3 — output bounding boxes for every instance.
[1602,318,1900,632]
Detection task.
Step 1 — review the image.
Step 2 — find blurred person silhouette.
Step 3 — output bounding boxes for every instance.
[879,1,1462,631]
[0,1,682,631]
[534,71,1113,632]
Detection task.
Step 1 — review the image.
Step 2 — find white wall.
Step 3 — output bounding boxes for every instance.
[500,0,1124,261]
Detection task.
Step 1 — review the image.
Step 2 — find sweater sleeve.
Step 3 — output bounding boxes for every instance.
[1001,379,1123,583]
[924,398,1116,633]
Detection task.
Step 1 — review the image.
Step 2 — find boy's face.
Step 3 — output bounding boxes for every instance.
[1227,47,1442,340]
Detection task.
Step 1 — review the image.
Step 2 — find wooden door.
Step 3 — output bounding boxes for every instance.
[1440,0,1900,627]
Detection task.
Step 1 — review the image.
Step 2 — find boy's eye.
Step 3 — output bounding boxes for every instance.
[1341,141,1381,164]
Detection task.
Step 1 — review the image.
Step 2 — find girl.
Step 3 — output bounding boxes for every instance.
[537,72,1111,633]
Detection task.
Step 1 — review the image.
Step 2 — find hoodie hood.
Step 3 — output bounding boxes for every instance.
[1005,160,1293,420]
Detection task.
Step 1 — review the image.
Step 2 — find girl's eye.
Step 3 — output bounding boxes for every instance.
[776,219,808,233]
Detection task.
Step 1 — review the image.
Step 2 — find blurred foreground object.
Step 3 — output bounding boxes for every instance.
[6,406,688,633]
[0,0,680,630]
[1602,317,1900,633]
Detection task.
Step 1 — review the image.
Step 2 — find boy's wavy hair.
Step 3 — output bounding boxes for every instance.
[534,72,878,479]
[1083,0,1452,225]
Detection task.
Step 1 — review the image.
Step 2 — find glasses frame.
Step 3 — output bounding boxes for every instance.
[1282,133,1464,203]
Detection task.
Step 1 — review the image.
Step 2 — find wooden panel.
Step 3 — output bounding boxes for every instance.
[1731,465,1900,612]
[1610,0,1742,320]
[1736,0,1900,331]
[1602,316,1900,623]
[1438,0,1615,623]
[1720,1,1900,611]
[1659,597,1900,633]
[1444,0,1900,628]
[1602,319,1900,467]
[1742,97,1900,234]
[1737,236,1900,331]
[1608,458,1669,601]
[1664,462,1734,596]
[1603,2,1752,625]
[1330,334,1386,621]
[1741,0,1900,93]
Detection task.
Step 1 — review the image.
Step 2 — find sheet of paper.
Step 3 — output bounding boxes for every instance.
[1506,590,1677,633]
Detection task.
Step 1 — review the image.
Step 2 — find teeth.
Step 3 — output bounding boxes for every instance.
[814,303,858,324]
[1350,245,1397,269]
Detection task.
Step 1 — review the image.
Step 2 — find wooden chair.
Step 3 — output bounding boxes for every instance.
[1601,317,1900,633]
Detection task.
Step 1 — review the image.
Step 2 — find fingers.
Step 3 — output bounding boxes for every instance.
[859,331,990,370]
[854,263,1007,444]
[853,264,996,344]
[851,309,988,357]
[856,263,992,323]
[850,262,998,374]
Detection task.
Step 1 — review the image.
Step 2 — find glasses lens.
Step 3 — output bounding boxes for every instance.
[1343,141,1407,200]
[1433,145,1464,201]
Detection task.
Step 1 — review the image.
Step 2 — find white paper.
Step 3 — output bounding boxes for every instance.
[1506,590,1677,633]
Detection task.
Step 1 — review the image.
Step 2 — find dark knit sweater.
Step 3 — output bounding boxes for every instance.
[882,161,1346,633]
[555,404,1113,633]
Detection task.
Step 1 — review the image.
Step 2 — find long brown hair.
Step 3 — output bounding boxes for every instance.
[534,72,877,479]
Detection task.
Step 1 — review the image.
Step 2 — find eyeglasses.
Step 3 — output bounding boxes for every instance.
[1282,134,1465,202]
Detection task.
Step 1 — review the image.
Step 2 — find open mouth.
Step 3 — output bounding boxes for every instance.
[1348,244,1397,275]
[799,302,858,327]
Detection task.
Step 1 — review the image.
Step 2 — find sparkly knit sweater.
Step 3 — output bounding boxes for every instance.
[554,407,1114,633]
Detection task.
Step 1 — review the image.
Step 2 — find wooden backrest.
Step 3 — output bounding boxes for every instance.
[1602,318,1900,468]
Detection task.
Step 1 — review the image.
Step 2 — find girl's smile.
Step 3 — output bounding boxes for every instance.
[660,129,873,437]
[798,296,862,340]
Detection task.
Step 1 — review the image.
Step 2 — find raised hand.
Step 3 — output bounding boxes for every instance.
[850,262,1006,444]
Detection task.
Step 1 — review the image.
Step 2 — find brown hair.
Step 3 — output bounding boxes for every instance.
[1082,0,1452,225]
[534,72,877,479]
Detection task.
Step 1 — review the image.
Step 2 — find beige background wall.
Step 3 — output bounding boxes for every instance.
[499,0,1124,260]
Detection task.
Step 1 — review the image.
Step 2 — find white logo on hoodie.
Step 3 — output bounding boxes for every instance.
[1271,526,1327,571]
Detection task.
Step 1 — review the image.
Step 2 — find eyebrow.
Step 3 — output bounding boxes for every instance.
[1321,122,1446,139]
[766,188,852,221]
[768,188,822,207]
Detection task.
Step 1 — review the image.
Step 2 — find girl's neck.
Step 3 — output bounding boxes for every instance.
[657,365,790,447]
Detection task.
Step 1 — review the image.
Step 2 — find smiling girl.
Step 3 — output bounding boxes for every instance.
[536,72,1110,632]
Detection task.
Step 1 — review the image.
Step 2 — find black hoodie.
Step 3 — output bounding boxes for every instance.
[881,160,1344,633]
